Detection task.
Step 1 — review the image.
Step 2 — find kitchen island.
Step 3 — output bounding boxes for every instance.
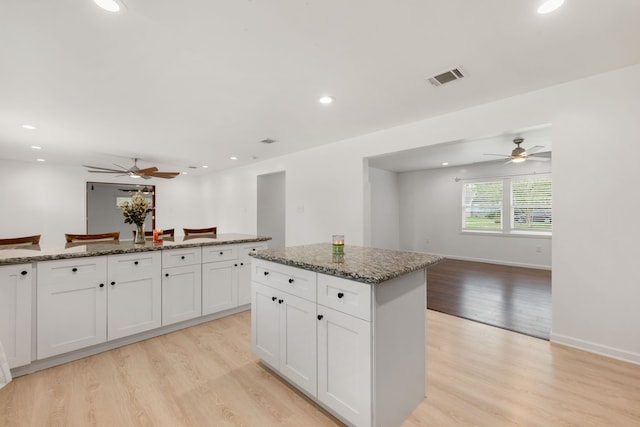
[0,234,270,376]
[250,243,443,427]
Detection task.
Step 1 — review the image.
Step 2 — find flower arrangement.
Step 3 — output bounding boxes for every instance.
[118,191,151,226]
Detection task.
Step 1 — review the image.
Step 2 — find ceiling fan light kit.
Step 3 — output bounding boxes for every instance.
[483,138,549,164]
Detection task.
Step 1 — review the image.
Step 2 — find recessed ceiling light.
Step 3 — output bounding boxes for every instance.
[31,146,42,150]
[94,0,124,12]
[442,162,449,166]
[319,96,334,104]
[21,124,38,130]
[182,172,188,175]
[202,165,209,168]
[537,0,564,14]
[230,156,238,160]
[36,158,45,162]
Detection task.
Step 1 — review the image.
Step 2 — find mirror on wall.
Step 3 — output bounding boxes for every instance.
[86,182,156,240]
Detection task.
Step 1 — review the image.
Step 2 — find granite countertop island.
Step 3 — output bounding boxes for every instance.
[0,233,271,265]
[251,242,444,284]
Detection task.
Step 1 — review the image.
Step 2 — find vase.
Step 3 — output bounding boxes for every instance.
[134,224,145,244]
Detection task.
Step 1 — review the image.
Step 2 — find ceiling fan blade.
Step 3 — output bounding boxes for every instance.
[526,145,545,154]
[502,159,513,166]
[484,153,510,158]
[136,166,159,175]
[144,171,180,179]
[83,165,124,172]
[526,156,550,161]
[87,170,121,173]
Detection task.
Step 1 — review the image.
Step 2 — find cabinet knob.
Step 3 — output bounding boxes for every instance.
[288,278,294,284]
[219,251,223,255]
[240,262,244,266]
[264,271,269,276]
[252,248,256,251]
[21,270,28,276]
[235,264,238,267]
[165,273,169,277]
[72,267,78,272]
[278,299,284,304]
[337,292,344,299]
[317,314,324,320]
[181,256,185,260]
[99,283,105,288]
[134,261,139,265]
[110,281,116,286]
[272,296,277,301]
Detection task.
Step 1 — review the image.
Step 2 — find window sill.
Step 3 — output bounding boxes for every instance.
[461,229,552,239]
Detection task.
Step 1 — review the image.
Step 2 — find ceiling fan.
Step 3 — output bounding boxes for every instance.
[83,158,180,179]
[484,138,549,164]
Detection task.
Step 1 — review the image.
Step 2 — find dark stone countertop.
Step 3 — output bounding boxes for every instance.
[0,233,271,265]
[251,243,444,285]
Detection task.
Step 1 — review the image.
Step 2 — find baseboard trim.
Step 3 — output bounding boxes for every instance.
[442,254,551,270]
[550,332,640,365]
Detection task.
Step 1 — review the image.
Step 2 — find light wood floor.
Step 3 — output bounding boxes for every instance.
[2,310,639,426]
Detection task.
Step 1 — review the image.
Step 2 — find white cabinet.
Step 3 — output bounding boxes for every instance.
[202,259,238,315]
[162,248,202,326]
[37,252,162,358]
[251,282,317,396]
[107,252,162,340]
[37,257,108,359]
[0,263,32,368]
[317,305,371,427]
[237,242,268,306]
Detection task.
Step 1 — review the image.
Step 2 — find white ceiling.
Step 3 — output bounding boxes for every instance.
[1,0,639,175]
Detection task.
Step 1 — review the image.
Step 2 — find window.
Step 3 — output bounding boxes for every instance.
[462,175,552,235]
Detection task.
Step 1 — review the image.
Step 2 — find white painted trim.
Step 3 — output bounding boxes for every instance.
[442,254,552,270]
[550,332,640,365]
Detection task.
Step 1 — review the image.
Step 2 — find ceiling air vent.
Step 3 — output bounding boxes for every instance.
[260,138,277,144]
[427,67,465,87]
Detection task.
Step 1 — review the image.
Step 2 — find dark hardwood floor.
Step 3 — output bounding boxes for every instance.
[426,259,551,340]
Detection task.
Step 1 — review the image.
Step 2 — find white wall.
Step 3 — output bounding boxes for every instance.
[396,160,552,268]
[202,64,640,363]
[0,161,207,246]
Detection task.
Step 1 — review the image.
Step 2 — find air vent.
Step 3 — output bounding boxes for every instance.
[427,67,465,87]
[260,138,277,144]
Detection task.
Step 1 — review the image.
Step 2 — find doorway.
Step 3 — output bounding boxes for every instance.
[257,171,285,248]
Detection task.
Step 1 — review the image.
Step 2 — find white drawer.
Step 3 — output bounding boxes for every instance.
[37,257,107,290]
[108,252,160,281]
[162,247,202,268]
[202,244,238,263]
[317,274,371,321]
[252,259,316,302]
[238,242,269,259]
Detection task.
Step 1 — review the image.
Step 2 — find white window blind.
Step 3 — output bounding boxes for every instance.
[462,181,503,230]
[511,177,552,231]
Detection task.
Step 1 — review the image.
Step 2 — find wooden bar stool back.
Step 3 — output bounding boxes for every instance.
[64,232,120,243]
[183,227,217,236]
[0,234,41,247]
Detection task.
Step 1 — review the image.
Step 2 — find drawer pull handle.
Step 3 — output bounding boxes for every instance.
[181,256,185,260]
[278,299,284,304]
[288,278,294,284]
[111,281,116,286]
[272,296,277,301]
[99,283,105,288]
[21,270,28,276]
[72,267,78,272]
[337,292,344,299]
[264,271,269,276]
[317,314,324,320]
[165,273,169,277]
[134,261,139,265]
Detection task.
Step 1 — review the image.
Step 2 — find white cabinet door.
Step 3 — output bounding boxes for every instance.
[0,264,32,368]
[37,257,108,359]
[162,264,202,326]
[278,291,317,397]
[317,305,371,427]
[237,260,252,306]
[107,252,162,340]
[251,282,280,368]
[202,259,238,315]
